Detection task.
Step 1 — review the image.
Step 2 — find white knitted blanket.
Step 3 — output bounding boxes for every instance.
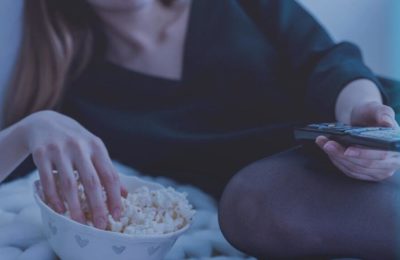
[0,162,255,260]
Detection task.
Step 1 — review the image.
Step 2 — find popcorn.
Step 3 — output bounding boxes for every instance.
[52,173,195,235]
[108,186,195,235]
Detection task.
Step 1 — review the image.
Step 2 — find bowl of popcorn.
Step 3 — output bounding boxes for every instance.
[33,173,195,260]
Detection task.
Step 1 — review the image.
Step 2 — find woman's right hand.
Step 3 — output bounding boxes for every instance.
[21,110,123,229]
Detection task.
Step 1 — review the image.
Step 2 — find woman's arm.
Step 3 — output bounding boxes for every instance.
[0,119,30,183]
[241,0,400,181]
[239,0,386,121]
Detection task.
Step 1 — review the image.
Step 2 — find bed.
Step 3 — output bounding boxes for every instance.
[0,161,256,260]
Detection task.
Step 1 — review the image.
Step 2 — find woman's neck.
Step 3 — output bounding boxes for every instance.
[94,0,190,64]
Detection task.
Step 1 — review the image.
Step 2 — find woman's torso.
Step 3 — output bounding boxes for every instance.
[61,0,309,197]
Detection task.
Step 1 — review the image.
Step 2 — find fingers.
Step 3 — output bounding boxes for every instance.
[91,139,122,220]
[32,148,65,214]
[374,104,399,128]
[338,155,400,171]
[318,139,346,156]
[315,136,399,181]
[316,136,399,162]
[52,149,86,224]
[350,101,381,126]
[121,185,128,198]
[329,156,381,181]
[74,152,108,230]
[315,136,329,148]
[344,146,397,160]
[351,102,398,128]
[330,155,392,179]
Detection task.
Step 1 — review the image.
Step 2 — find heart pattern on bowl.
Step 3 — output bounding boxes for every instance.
[147,244,161,256]
[75,235,89,248]
[112,245,126,255]
[48,221,57,236]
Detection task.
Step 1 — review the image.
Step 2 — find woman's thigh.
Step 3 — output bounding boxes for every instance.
[219,145,400,259]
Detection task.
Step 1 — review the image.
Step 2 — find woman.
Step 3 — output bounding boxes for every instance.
[1,0,399,258]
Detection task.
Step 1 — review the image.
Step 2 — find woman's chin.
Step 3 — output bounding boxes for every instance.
[87,0,155,12]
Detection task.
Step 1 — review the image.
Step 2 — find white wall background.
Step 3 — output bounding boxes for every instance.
[0,0,23,125]
[395,0,400,74]
[298,0,398,80]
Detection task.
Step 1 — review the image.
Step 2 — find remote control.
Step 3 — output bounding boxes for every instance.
[294,123,400,151]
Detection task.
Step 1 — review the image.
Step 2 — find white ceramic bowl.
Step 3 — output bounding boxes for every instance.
[34,174,190,260]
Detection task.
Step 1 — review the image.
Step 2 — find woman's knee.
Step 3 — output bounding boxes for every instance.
[218,162,263,255]
[219,147,400,259]
[218,153,316,258]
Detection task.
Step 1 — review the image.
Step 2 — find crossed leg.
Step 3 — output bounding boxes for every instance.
[219,146,400,259]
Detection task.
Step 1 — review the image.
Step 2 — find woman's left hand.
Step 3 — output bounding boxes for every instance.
[316,101,400,181]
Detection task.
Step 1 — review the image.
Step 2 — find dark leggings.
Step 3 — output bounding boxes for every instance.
[219,145,400,259]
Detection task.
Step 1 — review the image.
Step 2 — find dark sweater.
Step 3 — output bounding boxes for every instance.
[10,0,386,198]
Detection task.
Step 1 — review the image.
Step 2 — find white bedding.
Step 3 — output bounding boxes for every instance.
[0,162,255,260]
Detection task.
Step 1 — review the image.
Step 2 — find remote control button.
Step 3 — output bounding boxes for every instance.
[358,130,400,140]
[345,127,382,134]
[308,124,321,129]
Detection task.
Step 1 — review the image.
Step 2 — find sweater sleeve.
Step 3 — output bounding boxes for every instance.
[238,0,388,121]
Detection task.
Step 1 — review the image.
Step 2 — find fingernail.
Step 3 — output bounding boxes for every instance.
[73,214,86,224]
[382,114,393,125]
[52,204,60,213]
[77,213,86,224]
[324,144,336,152]
[121,186,128,198]
[112,207,121,220]
[95,216,107,229]
[345,149,359,157]
[55,203,64,213]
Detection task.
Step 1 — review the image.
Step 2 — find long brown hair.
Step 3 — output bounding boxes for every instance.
[4,0,101,127]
